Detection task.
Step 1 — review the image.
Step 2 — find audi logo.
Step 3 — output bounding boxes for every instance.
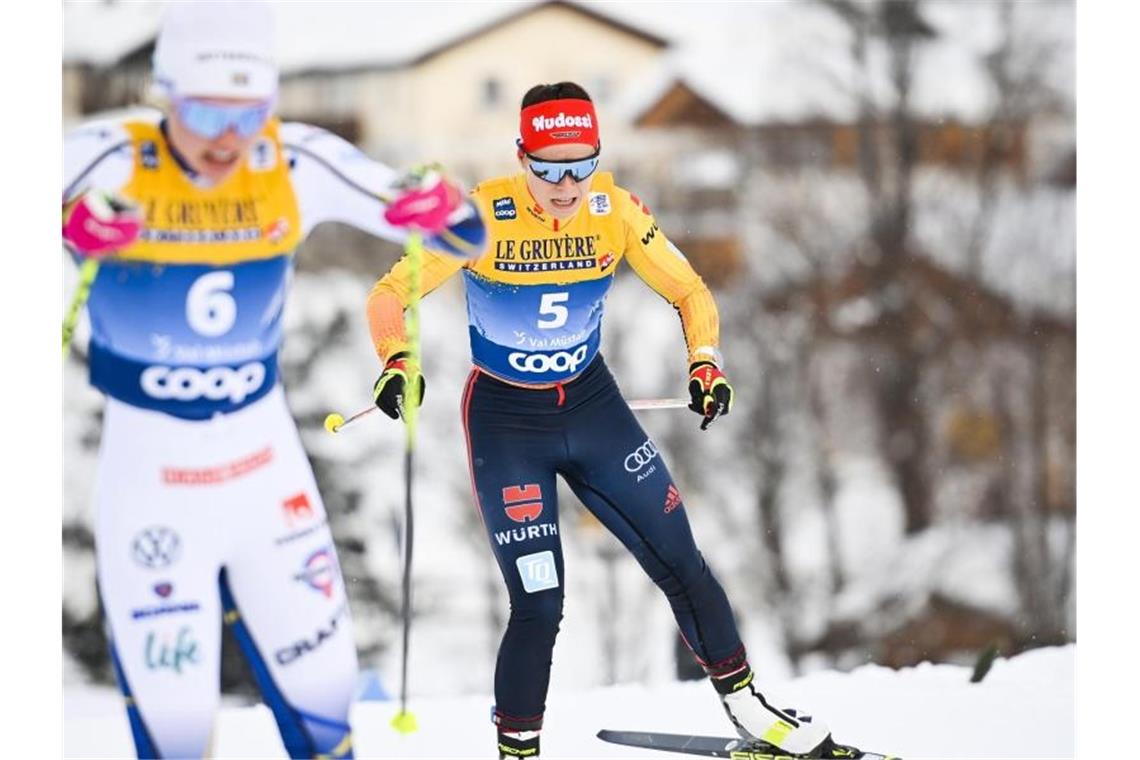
[624,439,659,472]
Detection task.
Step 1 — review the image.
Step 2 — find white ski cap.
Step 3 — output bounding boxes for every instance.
[152,1,278,100]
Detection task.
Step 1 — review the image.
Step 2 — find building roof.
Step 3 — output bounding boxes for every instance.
[624,0,1073,127]
[63,0,670,72]
[63,1,1073,126]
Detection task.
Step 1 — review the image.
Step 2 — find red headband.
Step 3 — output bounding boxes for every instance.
[519,98,599,153]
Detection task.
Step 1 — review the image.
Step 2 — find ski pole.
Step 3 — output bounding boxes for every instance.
[628,397,689,410]
[62,257,100,359]
[325,396,690,435]
[390,230,423,736]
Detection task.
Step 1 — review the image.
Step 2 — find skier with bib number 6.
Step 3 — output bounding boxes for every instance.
[62,3,484,758]
[367,81,860,759]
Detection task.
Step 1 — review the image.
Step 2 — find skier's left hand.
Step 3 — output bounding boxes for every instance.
[688,361,733,430]
[383,164,465,235]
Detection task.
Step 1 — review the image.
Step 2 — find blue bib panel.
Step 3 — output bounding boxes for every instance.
[86,256,291,420]
[464,270,614,384]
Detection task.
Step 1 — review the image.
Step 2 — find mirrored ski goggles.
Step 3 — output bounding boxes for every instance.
[174,98,274,140]
[520,144,601,184]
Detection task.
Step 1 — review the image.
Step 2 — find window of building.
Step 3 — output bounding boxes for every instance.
[482,78,501,109]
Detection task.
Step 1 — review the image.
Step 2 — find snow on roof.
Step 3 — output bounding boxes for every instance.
[62,0,654,72]
[621,0,1072,126]
[63,1,1072,124]
[62,0,165,67]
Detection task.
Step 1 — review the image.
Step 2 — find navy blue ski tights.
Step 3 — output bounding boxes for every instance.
[460,355,747,733]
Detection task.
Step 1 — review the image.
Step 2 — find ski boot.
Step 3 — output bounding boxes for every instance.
[713,666,831,757]
[497,729,540,758]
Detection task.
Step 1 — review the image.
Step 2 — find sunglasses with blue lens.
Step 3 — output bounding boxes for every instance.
[522,144,602,184]
[174,98,274,140]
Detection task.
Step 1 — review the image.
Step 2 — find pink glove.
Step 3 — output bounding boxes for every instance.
[62,190,142,257]
[383,171,463,235]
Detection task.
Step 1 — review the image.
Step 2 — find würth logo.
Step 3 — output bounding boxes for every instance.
[503,484,543,523]
[664,484,682,514]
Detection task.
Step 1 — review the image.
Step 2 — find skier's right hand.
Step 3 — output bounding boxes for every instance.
[383,164,465,235]
[372,352,426,420]
[62,190,142,257]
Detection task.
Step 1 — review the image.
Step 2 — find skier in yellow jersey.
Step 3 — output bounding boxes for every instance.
[367,82,841,759]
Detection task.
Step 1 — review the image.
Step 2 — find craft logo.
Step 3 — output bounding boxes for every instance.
[493,197,517,220]
[294,547,339,598]
[274,604,347,666]
[502,484,543,523]
[664,484,683,514]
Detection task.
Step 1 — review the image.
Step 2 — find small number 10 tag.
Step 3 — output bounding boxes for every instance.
[516,551,559,594]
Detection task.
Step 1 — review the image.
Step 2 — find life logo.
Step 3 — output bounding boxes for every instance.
[141,362,266,404]
[493,196,517,220]
[293,547,339,598]
[502,484,543,523]
[144,626,199,674]
[131,527,182,570]
[624,439,660,473]
[508,345,588,375]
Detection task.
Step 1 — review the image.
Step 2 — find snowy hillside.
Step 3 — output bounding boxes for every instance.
[65,644,1073,759]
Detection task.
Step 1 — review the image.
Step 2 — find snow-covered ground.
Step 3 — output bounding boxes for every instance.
[65,644,1073,759]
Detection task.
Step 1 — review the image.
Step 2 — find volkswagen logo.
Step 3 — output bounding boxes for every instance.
[131,527,182,569]
[624,439,659,473]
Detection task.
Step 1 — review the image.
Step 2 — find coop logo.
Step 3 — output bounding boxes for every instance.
[140,362,266,404]
[624,439,659,473]
[493,196,517,220]
[507,345,588,375]
[502,484,543,523]
[531,112,593,132]
[131,527,182,569]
